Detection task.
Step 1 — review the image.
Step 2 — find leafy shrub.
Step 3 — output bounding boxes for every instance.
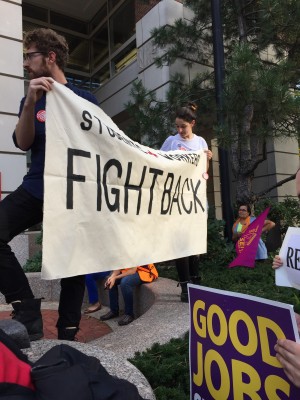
[253,196,300,238]
[201,218,235,267]
[130,334,190,400]
[23,251,42,272]
[23,231,42,272]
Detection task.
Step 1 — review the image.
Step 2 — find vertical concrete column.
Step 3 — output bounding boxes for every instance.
[251,139,299,201]
[0,1,28,266]
[0,0,26,198]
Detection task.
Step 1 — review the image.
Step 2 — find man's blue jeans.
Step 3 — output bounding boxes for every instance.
[0,186,85,329]
[109,272,142,317]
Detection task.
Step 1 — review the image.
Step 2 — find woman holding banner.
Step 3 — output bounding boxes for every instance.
[160,102,212,302]
[232,204,275,260]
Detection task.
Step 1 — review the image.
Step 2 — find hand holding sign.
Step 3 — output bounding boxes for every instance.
[275,338,300,388]
[275,227,300,289]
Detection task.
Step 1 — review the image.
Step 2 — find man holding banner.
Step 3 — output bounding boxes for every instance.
[0,28,98,341]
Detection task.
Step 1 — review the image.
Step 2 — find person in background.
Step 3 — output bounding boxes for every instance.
[232,204,275,260]
[84,271,110,314]
[272,168,300,387]
[160,102,212,302]
[100,264,158,326]
[0,28,99,341]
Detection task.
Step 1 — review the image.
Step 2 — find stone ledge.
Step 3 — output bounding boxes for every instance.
[0,273,157,318]
[0,319,30,349]
[0,273,60,304]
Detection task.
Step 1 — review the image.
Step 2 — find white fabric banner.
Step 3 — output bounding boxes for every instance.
[42,82,207,279]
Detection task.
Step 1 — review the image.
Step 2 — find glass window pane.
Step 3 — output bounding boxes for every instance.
[108,0,121,11]
[23,3,48,22]
[50,12,88,34]
[92,24,109,70]
[66,74,92,92]
[90,5,107,32]
[92,64,110,88]
[112,41,137,74]
[61,32,90,73]
[110,0,135,53]
[22,20,44,36]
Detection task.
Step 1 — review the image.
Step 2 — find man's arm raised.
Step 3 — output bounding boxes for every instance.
[15,77,54,150]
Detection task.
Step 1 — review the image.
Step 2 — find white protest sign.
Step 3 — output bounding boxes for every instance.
[276,227,300,289]
[42,82,208,279]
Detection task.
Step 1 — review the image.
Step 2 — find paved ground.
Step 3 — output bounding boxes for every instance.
[0,279,188,400]
[0,308,112,343]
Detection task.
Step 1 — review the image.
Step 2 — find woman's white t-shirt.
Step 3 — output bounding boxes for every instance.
[160,133,208,152]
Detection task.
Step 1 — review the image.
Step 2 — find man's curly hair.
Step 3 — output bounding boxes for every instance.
[24,28,69,71]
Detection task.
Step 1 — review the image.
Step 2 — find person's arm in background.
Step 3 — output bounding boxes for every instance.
[105,267,137,289]
[232,227,241,242]
[204,149,213,171]
[262,219,275,234]
[273,253,300,386]
[232,221,243,242]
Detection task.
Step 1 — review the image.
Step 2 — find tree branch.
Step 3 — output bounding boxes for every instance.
[253,173,296,201]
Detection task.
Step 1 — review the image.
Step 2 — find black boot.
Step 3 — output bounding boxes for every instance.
[177,281,189,303]
[11,298,43,341]
[57,327,79,341]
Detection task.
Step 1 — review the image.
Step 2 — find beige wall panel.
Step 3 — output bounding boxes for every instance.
[136,0,182,47]
[0,37,23,77]
[96,61,138,116]
[0,1,22,39]
[100,82,134,118]
[0,153,26,192]
[0,76,24,114]
[0,114,23,152]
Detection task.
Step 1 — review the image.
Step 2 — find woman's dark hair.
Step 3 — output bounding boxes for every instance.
[175,102,198,123]
[238,204,251,214]
[24,28,69,71]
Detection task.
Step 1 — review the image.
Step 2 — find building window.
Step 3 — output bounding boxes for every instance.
[22,0,137,91]
[62,32,90,73]
[108,0,121,11]
[23,3,48,22]
[90,5,108,33]
[112,42,137,74]
[109,0,135,53]
[91,64,110,89]
[92,23,109,70]
[66,74,94,91]
[50,11,88,34]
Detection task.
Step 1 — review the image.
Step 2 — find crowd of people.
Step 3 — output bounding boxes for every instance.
[1,25,300,390]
